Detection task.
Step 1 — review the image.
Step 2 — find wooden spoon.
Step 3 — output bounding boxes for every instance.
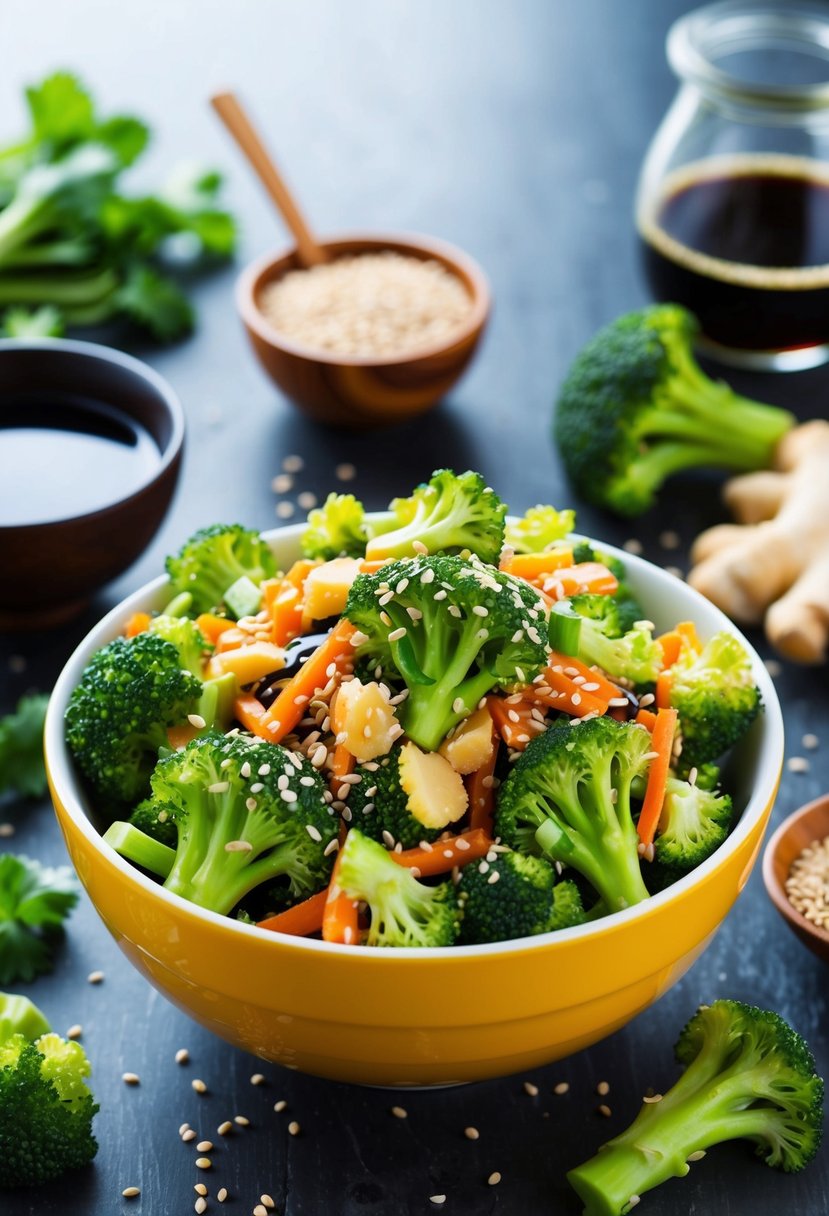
[210,91,326,267]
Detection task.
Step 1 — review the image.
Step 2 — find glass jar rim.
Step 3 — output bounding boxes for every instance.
[669,0,829,111]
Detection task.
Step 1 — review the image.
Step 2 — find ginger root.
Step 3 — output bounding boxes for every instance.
[688,421,829,664]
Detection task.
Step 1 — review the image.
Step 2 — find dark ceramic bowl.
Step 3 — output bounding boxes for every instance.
[763,794,829,963]
[0,339,184,629]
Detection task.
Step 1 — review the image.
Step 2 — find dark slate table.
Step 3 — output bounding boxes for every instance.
[2,2,827,1213]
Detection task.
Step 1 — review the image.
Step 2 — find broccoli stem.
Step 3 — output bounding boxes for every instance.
[535,816,649,913]
[401,626,496,751]
[103,821,175,879]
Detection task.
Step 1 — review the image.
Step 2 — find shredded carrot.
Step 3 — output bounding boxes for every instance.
[329,742,356,789]
[257,890,328,937]
[247,619,357,744]
[233,692,270,735]
[635,708,658,732]
[547,651,621,704]
[536,665,609,718]
[637,707,678,847]
[465,718,499,832]
[266,559,318,647]
[196,612,234,645]
[391,829,495,876]
[656,669,674,710]
[676,620,702,654]
[656,630,682,668]
[322,848,360,944]
[125,611,151,638]
[540,562,618,598]
[487,695,541,750]
[166,722,200,751]
[500,548,574,581]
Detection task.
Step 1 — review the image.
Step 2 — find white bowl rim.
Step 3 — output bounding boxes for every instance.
[45,522,784,962]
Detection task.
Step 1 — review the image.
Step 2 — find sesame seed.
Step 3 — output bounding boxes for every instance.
[523,1081,539,1096]
[281,789,298,803]
[195,1157,212,1169]
[788,755,810,773]
[194,1183,207,1196]
[487,871,500,885]
[430,1195,447,1205]
[192,1079,208,1094]
[453,697,466,714]
[628,1196,641,1209]
[261,1197,275,1211]
[208,781,230,794]
[554,1082,569,1095]
[274,1100,288,1113]
[413,540,429,554]
[464,1126,480,1140]
[182,1129,197,1142]
[623,538,643,555]
[197,1140,213,1152]
[283,454,304,472]
[642,1093,663,1103]
[297,491,318,510]
[67,1024,82,1040]
[306,824,322,842]
[488,1171,502,1186]
[246,797,258,812]
[0,823,14,838]
[195,1198,207,1215]
[687,1149,706,1162]
[234,1115,250,1126]
[176,1048,190,1065]
[188,713,207,729]
[254,1206,268,1216]
[391,1105,408,1119]
[288,1121,301,1136]
[324,838,339,856]
[251,1073,266,1086]
[597,1104,612,1117]
[276,501,296,519]
[421,567,435,584]
[218,1188,228,1203]
[472,605,489,617]
[803,733,819,750]
[225,839,253,852]
[122,1186,141,1198]
[659,530,680,549]
[179,1123,191,1136]
[122,1072,140,1085]
[87,969,105,984]
[272,473,294,492]
[218,1120,234,1135]
[388,626,407,642]
[336,462,356,481]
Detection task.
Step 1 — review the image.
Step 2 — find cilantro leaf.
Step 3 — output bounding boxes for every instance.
[0,855,79,984]
[0,693,50,798]
[117,264,194,341]
[1,305,63,339]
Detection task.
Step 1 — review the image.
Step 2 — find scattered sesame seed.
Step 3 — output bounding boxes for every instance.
[627,1196,641,1209]
[787,756,810,773]
[251,1073,266,1086]
[197,1140,213,1152]
[388,626,407,642]
[803,733,819,750]
[261,1197,275,1211]
[254,1206,268,1216]
[192,1079,208,1094]
[554,1082,570,1095]
[176,1048,190,1065]
[283,454,304,472]
[305,824,322,842]
[623,538,643,555]
[324,838,340,857]
[0,823,14,837]
[122,1186,141,1198]
[288,1120,301,1136]
[188,713,207,729]
[195,1198,207,1215]
[179,1123,191,1136]
[182,1129,197,1141]
[67,1024,82,1040]
[271,472,294,493]
[194,1183,207,1196]
[336,462,356,481]
[413,540,429,554]
[642,1093,663,1104]
[274,1100,288,1113]
[297,491,318,510]
[464,1126,480,1140]
[764,658,783,677]
[659,530,680,549]
[8,654,26,673]
[234,1115,250,1126]
[597,1104,612,1117]
[218,1188,228,1203]
[488,1171,502,1186]
[523,1081,539,1096]
[276,501,296,519]
[195,1157,212,1170]
[487,870,500,885]
[218,1120,234,1135]
[430,1195,446,1205]
[122,1072,140,1085]
[596,1081,610,1096]
[391,1105,408,1119]
[664,565,684,579]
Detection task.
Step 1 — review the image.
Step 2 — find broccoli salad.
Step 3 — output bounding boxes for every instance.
[65,469,762,948]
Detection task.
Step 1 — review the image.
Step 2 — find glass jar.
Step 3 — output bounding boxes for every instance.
[637,0,829,370]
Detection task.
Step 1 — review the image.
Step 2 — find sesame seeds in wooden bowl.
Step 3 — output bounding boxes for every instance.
[762,793,829,963]
[237,233,490,428]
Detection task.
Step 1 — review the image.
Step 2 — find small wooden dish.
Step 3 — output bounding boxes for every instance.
[236,232,490,428]
[762,794,829,962]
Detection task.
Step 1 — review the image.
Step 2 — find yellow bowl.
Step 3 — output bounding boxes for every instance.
[44,527,783,1087]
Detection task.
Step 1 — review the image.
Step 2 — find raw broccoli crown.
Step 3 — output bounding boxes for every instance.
[301,492,368,560]
[365,469,507,565]
[458,850,558,944]
[0,1033,98,1188]
[571,595,661,686]
[346,553,549,751]
[549,879,587,930]
[350,745,441,849]
[654,776,733,872]
[495,716,653,913]
[153,731,336,915]
[675,1000,824,1172]
[670,632,761,766]
[128,797,178,848]
[165,523,277,615]
[505,504,575,554]
[65,632,202,804]
[336,829,460,948]
[147,612,210,676]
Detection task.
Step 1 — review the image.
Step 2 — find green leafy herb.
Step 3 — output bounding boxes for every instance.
[0,855,79,984]
[0,693,50,799]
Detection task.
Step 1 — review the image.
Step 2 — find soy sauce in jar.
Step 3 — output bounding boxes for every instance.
[639,155,829,355]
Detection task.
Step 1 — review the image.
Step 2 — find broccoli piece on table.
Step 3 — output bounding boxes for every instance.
[65,632,202,805]
[346,553,549,752]
[336,828,460,948]
[0,692,50,799]
[165,523,277,617]
[0,1031,98,1188]
[153,732,337,915]
[301,492,369,560]
[365,469,507,565]
[571,594,661,686]
[350,744,444,849]
[669,631,761,767]
[654,775,733,873]
[554,305,794,516]
[0,854,79,985]
[0,992,50,1044]
[495,716,652,913]
[458,850,584,944]
[567,1000,824,1215]
[505,504,575,554]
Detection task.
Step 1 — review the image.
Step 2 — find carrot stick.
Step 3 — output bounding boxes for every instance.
[547,652,621,704]
[166,722,199,751]
[637,707,678,847]
[635,708,658,731]
[391,829,495,876]
[329,742,356,798]
[257,890,328,937]
[676,620,702,654]
[358,559,390,574]
[501,548,574,581]
[537,667,609,718]
[250,619,357,743]
[466,719,498,832]
[540,562,618,598]
[487,696,541,750]
[657,631,682,668]
[233,692,270,734]
[322,848,360,944]
[196,612,234,645]
[125,611,151,638]
[655,669,674,710]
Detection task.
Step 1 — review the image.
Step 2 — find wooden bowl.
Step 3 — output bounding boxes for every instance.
[762,794,829,963]
[0,338,184,630]
[236,232,490,428]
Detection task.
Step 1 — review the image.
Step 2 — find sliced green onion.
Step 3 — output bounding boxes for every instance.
[103,821,175,879]
[548,601,582,656]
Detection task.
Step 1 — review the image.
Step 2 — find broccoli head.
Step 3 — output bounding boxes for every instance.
[495,716,653,913]
[350,744,444,849]
[505,504,575,554]
[345,553,550,751]
[301,492,369,560]
[335,828,460,948]
[147,612,210,677]
[670,631,761,766]
[65,632,202,805]
[128,796,178,848]
[0,1031,98,1188]
[165,523,277,616]
[154,731,337,914]
[458,850,584,944]
[570,594,662,686]
[654,775,733,873]
[568,1000,824,1216]
[554,305,794,516]
[364,469,507,565]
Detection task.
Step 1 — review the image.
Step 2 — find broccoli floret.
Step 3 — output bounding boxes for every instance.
[350,745,443,849]
[549,878,588,930]
[364,469,507,565]
[568,1000,824,1215]
[554,305,794,516]
[505,504,575,554]
[495,716,652,913]
[670,632,761,766]
[65,632,202,805]
[571,544,646,633]
[0,992,50,1044]
[458,850,576,944]
[345,554,549,752]
[336,828,460,947]
[301,492,369,559]
[165,523,277,617]
[154,732,337,915]
[148,612,209,677]
[653,775,733,873]
[0,1031,98,1188]
[128,797,177,848]
[571,595,662,686]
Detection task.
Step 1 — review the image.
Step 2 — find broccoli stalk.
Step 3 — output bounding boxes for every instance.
[345,554,550,752]
[554,305,795,516]
[669,632,761,766]
[571,594,662,686]
[336,829,460,947]
[364,469,507,565]
[496,717,653,913]
[568,1001,824,1216]
[164,523,277,617]
[154,732,337,915]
